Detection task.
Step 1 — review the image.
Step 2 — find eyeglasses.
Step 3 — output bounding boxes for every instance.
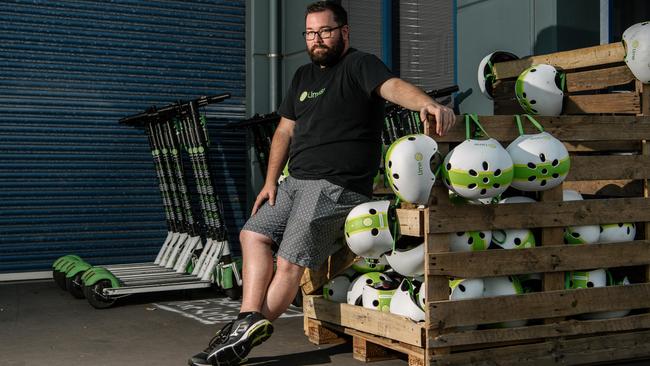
[302,25,345,41]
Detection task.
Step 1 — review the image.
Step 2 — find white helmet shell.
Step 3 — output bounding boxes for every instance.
[385,134,439,205]
[346,272,390,305]
[417,280,426,309]
[478,51,519,99]
[565,269,607,289]
[442,138,514,199]
[483,276,527,328]
[562,190,600,244]
[323,275,351,303]
[450,278,484,300]
[351,257,387,273]
[384,243,425,277]
[582,274,631,320]
[623,21,650,83]
[515,64,564,116]
[390,279,425,321]
[344,200,398,259]
[362,285,396,312]
[449,231,491,252]
[507,132,570,191]
[599,223,636,243]
[494,197,536,249]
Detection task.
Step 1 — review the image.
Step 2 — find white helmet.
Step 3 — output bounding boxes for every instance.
[384,243,424,277]
[565,269,606,289]
[483,276,527,328]
[442,133,514,200]
[323,275,351,303]
[277,162,290,184]
[623,21,650,83]
[599,223,636,243]
[389,279,425,321]
[562,190,600,244]
[450,278,484,300]
[477,51,519,99]
[351,257,387,273]
[582,273,631,320]
[417,280,426,309]
[507,116,570,191]
[362,283,397,312]
[515,64,564,116]
[344,200,398,259]
[346,272,390,305]
[385,134,440,205]
[493,197,536,249]
[449,231,491,252]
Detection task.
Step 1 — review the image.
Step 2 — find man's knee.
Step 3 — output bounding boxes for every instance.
[276,256,306,280]
[240,230,274,247]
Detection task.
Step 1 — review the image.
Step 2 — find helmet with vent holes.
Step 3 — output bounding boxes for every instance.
[623,21,650,83]
[478,51,519,99]
[515,64,564,116]
[344,200,398,260]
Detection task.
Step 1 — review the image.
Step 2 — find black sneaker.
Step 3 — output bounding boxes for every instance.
[188,312,274,366]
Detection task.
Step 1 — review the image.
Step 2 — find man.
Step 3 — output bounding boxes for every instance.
[189,2,455,365]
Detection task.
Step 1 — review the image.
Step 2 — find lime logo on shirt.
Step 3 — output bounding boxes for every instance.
[299,88,326,102]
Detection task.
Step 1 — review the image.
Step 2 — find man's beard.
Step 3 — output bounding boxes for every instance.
[307,36,345,67]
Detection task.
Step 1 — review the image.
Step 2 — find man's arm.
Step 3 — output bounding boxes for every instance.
[251,116,295,215]
[377,77,456,136]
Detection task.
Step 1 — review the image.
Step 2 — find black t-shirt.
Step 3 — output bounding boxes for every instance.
[278,48,394,197]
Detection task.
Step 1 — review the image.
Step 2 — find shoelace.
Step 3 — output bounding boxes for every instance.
[204,320,235,352]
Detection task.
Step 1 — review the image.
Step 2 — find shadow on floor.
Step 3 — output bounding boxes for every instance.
[243,343,352,365]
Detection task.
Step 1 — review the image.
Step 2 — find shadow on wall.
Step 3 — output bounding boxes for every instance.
[534,25,600,55]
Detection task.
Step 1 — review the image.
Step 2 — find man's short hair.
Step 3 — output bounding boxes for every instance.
[305,1,348,26]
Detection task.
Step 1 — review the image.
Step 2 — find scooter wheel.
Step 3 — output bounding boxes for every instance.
[53,270,67,290]
[65,272,86,299]
[224,285,241,301]
[83,280,116,309]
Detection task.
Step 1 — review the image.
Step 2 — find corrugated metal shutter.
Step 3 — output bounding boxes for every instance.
[0,0,246,273]
[341,0,383,58]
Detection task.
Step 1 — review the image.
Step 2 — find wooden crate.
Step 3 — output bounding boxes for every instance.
[303,114,650,365]
[491,42,649,116]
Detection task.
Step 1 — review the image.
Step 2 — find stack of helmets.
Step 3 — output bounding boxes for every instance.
[483,276,527,328]
[477,51,519,100]
[344,200,398,260]
[442,114,514,200]
[623,21,650,83]
[506,114,570,191]
[385,134,441,205]
[562,190,600,245]
[515,64,564,116]
[492,196,536,249]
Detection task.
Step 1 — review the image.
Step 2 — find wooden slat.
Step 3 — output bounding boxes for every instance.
[427,283,650,329]
[563,179,642,197]
[430,329,650,366]
[428,197,650,233]
[564,93,640,114]
[428,241,650,277]
[300,245,356,295]
[303,295,425,347]
[397,208,425,237]
[567,155,650,181]
[566,65,636,92]
[493,42,625,80]
[430,313,650,348]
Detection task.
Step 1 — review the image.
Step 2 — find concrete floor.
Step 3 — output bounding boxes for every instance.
[0,280,405,366]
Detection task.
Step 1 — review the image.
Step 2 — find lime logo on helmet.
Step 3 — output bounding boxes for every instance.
[414,152,423,161]
[633,40,640,48]
[362,218,373,227]
[299,88,326,102]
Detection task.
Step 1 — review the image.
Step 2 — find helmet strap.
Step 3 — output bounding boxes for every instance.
[515,114,545,135]
[465,113,489,139]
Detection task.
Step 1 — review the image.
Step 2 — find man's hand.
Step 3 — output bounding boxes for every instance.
[420,103,456,136]
[251,183,277,216]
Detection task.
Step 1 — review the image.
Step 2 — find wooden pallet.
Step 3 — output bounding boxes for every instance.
[304,113,650,365]
[491,42,649,116]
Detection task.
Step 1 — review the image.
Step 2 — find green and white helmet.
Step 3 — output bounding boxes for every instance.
[344,200,399,260]
[507,116,570,191]
[483,276,527,328]
[362,282,397,312]
[277,162,290,184]
[565,269,606,289]
[442,139,514,199]
[385,134,440,205]
[389,278,425,321]
[450,278,484,300]
[623,21,650,83]
[477,51,519,100]
[351,257,387,273]
[323,275,352,303]
[384,243,424,277]
[599,223,636,243]
[449,231,491,252]
[492,197,536,249]
[346,272,390,305]
[515,64,564,116]
[582,273,631,320]
[562,190,600,245]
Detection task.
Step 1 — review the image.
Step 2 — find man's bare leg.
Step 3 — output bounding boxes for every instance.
[239,229,275,313]
[261,256,305,321]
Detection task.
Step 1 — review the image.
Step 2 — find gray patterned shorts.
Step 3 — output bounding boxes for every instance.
[242,177,369,269]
